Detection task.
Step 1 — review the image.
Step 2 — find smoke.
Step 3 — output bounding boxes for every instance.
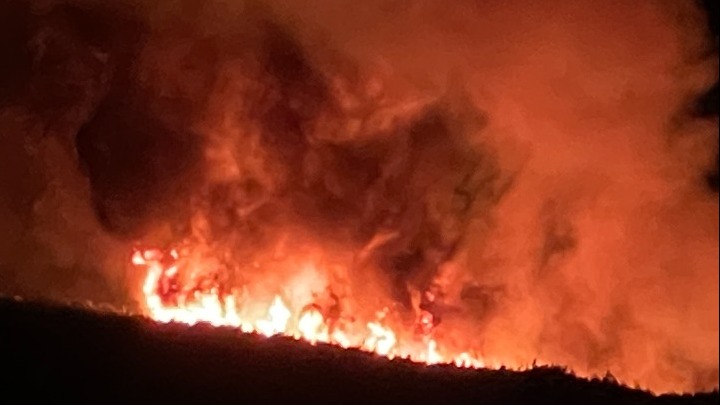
[0,0,717,393]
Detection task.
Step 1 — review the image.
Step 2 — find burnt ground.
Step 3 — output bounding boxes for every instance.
[0,297,716,405]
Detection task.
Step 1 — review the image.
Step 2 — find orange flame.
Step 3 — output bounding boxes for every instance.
[132,246,534,370]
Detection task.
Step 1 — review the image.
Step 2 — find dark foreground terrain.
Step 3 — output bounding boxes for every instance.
[0,297,717,404]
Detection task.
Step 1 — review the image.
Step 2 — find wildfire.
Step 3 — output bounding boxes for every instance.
[131,247,515,370]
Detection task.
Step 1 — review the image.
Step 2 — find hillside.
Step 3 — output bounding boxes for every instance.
[0,297,716,404]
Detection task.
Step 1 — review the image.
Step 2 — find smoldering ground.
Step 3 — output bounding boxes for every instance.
[0,0,717,393]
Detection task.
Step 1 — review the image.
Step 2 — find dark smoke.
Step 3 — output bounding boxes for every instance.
[65,1,501,315]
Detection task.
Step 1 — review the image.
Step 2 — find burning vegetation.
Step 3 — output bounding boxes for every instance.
[0,0,718,396]
[132,245,483,368]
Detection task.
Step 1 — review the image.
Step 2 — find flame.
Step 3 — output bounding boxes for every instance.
[364,319,397,357]
[297,306,328,343]
[256,296,293,337]
[132,246,533,370]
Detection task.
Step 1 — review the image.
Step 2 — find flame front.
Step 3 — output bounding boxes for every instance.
[131,246,514,369]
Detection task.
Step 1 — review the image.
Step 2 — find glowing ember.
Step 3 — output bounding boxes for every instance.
[131,246,519,370]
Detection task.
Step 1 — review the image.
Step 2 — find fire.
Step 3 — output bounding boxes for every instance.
[256,296,292,337]
[297,306,327,343]
[364,317,397,357]
[131,246,522,370]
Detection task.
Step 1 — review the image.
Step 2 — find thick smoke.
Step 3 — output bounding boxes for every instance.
[0,0,717,393]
